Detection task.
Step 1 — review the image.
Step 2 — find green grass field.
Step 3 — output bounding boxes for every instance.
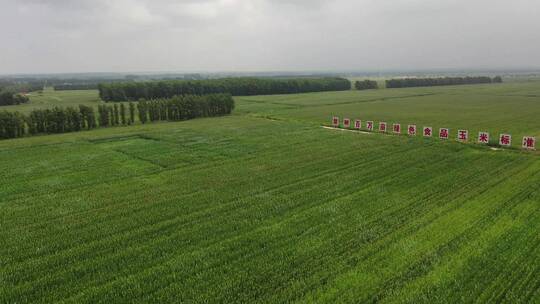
[1,82,539,303]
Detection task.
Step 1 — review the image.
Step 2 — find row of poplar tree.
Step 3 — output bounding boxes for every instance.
[98,77,352,102]
[355,80,379,90]
[0,94,234,140]
[385,76,502,88]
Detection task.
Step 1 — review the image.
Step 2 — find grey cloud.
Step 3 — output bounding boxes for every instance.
[1,0,539,74]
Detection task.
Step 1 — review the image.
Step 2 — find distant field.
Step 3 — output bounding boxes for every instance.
[0,87,102,114]
[1,81,539,302]
[236,80,540,144]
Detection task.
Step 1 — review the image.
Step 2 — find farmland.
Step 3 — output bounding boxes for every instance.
[0,88,102,114]
[1,80,540,303]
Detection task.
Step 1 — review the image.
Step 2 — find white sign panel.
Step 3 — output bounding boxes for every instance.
[457,130,468,142]
[423,127,433,137]
[439,128,449,140]
[379,122,387,133]
[522,136,536,150]
[366,121,374,131]
[499,134,512,147]
[478,132,489,144]
[332,117,339,127]
[393,124,401,134]
[408,125,417,136]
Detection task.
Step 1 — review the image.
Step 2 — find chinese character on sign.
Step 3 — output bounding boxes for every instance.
[408,125,417,136]
[332,117,339,127]
[423,127,432,137]
[343,118,351,128]
[393,124,401,134]
[522,136,536,150]
[457,130,468,142]
[478,132,489,144]
[367,121,374,131]
[379,122,387,132]
[439,128,449,140]
[354,120,361,130]
[499,134,512,147]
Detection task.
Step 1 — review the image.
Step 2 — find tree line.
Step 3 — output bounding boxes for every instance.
[0,94,234,140]
[98,77,351,102]
[136,94,235,124]
[0,82,44,94]
[0,82,44,106]
[385,76,502,89]
[355,80,379,90]
[0,91,29,106]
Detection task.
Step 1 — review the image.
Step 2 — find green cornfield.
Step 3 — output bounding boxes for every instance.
[1,80,539,303]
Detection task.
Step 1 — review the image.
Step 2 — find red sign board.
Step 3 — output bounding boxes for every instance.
[354,120,361,129]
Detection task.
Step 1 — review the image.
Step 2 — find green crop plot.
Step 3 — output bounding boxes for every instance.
[236,81,540,144]
[1,81,539,303]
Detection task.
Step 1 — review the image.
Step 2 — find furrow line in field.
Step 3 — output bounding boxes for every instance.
[296,157,532,302]
[379,183,540,304]
[0,127,342,204]
[1,140,420,291]
[7,144,438,300]
[135,148,516,301]
[476,209,540,303]
[373,168,539,302]
[281,154,523,302]
[0,129,332,204]
[0,134,397,230]
[58,145,476,302]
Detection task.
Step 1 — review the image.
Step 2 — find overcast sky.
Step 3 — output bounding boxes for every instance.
[1,0,539,74]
